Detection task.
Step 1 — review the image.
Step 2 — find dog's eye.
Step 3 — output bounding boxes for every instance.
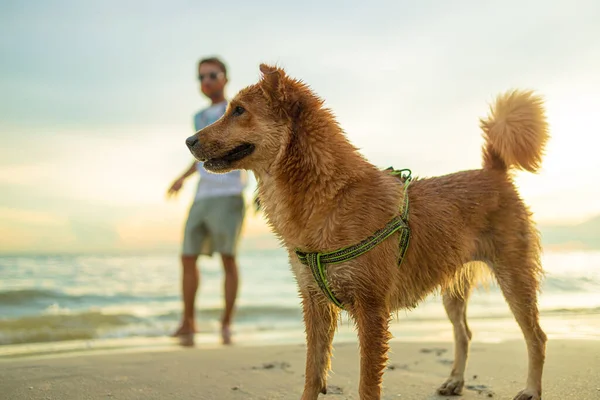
[232,106,245,117]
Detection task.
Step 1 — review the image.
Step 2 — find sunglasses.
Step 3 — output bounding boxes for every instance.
[198,71,224,82]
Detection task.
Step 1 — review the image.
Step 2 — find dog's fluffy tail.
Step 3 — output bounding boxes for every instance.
[480,89,549,173]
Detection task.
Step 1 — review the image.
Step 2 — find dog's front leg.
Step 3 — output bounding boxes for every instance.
[352,298,391,400]
[300,289,339,400]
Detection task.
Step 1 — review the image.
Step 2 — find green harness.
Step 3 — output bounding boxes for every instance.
[294,168,413,309]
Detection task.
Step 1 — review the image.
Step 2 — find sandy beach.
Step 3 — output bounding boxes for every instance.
[2,251,599,400]
[2,335,599,400]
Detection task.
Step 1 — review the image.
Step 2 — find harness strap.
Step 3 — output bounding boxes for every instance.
[295,168,413,309]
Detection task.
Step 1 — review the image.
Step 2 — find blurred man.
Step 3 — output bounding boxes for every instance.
[167,57,247,345]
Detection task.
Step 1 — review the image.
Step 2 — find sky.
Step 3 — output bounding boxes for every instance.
[1,0,599,254]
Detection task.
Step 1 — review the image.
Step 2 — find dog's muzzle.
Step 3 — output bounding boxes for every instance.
[186,135,207,161]
[186,135,198,150]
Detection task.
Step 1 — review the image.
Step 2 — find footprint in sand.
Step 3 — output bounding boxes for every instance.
[387,363,410,371]
[466,384,495,397]
[326,385,343,395]
[419,347,448,357]
[251,361,292,372]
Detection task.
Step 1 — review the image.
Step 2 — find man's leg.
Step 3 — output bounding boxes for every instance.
[220,253,238,344]
[205,194,245,344]
[173,254,200,336]
[173,201,207,340]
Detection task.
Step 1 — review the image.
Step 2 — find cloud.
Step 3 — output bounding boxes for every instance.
[0,0,599,253]
[67,215,121,252]
[0,208,73,253]
[2,0,598,131]
[0,207,66,226]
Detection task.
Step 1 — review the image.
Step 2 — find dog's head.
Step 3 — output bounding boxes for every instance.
[186,64,309,174]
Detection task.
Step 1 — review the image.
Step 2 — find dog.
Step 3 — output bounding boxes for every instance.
[185,64,549,400]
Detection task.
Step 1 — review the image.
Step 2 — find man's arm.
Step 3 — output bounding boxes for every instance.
[179,161,198,180]
[167,161,198,198]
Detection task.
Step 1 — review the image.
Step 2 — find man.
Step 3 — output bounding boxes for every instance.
[167,57,248,345]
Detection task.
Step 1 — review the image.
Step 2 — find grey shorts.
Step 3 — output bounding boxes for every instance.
[182,194,246,257]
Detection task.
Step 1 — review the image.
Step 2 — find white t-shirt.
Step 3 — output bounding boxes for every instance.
[192,101,248,200]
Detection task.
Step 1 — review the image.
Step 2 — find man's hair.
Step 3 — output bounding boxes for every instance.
[198,57,227,78]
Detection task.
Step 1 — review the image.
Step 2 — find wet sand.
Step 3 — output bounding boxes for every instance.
[2,337,599,399]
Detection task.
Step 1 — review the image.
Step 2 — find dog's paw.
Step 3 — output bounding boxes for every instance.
[437,377,464,396]
[300,384,327,400]
[513,388,541,400]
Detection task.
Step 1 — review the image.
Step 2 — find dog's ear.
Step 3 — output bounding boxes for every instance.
[259,63,303,118]
[259,64,285,104]
[259,64,281,90]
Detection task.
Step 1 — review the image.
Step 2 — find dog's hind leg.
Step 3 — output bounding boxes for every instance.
[493,258,546,400]
[300,289,339,400]
[437,282,473,396]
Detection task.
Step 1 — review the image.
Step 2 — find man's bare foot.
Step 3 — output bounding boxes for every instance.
[178,332,195,347]
[221,325,232,345]
[171,323,197,338]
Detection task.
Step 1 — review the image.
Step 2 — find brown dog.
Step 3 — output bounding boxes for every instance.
[185,64,549,400]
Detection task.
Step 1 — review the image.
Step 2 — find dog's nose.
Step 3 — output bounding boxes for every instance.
[186,136,199,149]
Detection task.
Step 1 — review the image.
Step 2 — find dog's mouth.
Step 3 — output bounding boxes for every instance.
[203,143,255,171]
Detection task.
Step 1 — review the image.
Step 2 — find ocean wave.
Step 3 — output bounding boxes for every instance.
[0,305,304,345]
[2,302,599,346]
[542,306,600,315]
[0,311,143,345]
[154,305,302,322]
[0,288,177,307]
[0,289,68,304]
[543,275,600,292]
[2,273,597,308]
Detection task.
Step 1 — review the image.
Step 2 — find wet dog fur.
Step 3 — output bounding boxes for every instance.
[186,64,550,400]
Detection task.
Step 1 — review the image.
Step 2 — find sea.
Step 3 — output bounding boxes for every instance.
[1,249,599,356]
